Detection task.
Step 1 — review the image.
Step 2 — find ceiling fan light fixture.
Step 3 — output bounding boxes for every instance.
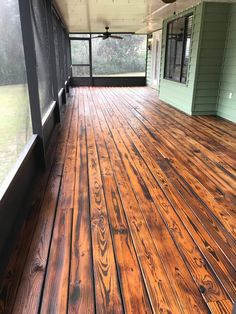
[162,0,176,3]
[92,26,123,40]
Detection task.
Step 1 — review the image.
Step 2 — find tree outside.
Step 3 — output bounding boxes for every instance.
[71,34,147,77]
[0,0,32,186]
[92,34,147,76]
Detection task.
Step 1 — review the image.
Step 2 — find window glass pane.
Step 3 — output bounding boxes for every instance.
[0,0,32,186]
[71,40,90,64]
[92,35,147,77]
[181,15,193,83]
[72,66,90,77]
[32,0,54,118]
[165,14,193,83]
[165,18,185,81]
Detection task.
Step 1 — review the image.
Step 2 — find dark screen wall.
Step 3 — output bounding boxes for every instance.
[0,0,71,277]
[52,10,71,91]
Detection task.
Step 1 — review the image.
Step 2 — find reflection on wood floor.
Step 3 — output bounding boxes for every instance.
[1,87,236,313]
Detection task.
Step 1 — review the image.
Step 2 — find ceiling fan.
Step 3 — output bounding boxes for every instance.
[162,0,176,3]
[92,26,123,40]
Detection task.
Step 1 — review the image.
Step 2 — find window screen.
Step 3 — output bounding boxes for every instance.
[71,39,91,78]
[52,12,61,91]
[66,35,71,77]
[92,34,147,77]
[164,14,193,83]
[31,0,54,117]
[0,0,32,186]
[71,40,90,65]
[63,29,68,81]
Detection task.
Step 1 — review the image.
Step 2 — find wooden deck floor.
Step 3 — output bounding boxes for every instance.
[1,87,236,313]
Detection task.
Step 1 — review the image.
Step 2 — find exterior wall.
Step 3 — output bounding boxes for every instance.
[217,3,236,123]
[158,1,236,123]
[159,4,203,115]
[192,2,230,115]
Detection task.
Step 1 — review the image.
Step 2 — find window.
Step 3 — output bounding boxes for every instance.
[71,39,91,77]
[164,14,193,83]
[0,0,32,187]
[92,34,147,77]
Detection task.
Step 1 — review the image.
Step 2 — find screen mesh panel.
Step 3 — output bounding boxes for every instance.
[92,35,147,77]
[31,0,54,117]
[72,66,90,77]
[58,20,66,87]
[52,12,61,91]
[63,29,68,80]
[52,9,70,91]
[0,0,32,187]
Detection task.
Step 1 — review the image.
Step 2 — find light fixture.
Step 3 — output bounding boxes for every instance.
[162,0,176,3]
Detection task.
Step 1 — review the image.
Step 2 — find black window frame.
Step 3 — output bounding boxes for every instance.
[70,37,92,78]
[164,13,193,84]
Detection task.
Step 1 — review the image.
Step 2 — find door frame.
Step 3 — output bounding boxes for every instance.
[151,30,162,91]
[70,36,93,86]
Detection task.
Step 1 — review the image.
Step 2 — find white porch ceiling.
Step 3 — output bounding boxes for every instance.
[53,0,236,33]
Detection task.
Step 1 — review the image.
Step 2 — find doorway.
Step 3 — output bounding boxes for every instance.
[70,36,92,86]
[151,30,162,91]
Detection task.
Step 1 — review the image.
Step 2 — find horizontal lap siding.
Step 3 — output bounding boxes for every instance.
[159,4,202,115]
[217,3,236,123]
[193,3,230,114]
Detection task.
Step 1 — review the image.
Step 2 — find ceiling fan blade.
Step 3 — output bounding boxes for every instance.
[109,35,123,39]
[92,35,104,39]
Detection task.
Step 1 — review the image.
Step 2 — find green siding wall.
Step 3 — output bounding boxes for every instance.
[192,3,230,115]
[159,4,203,115]
[157,1,236,123]
[217,3,236,123]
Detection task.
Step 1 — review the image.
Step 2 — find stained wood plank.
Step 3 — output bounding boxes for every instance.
[88,88,183,313]
[108,89,235,243]
[97,88,232,303]
[133,87,236,168]
[40,95,79,313]
[125,88,236,197]
[68,90,95,313]
[88,89,152,313]
[94,88,210,313]
[3,86,236,314]
[84,88,123,313]
[207,299,233,313]
[103,87,236,301]
[111,87,235,229]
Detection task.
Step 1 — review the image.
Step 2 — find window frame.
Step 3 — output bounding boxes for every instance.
[70,37,92,79]
[164,13,193,84]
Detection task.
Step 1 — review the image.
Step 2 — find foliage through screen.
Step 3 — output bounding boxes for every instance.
[92,34,147,77]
